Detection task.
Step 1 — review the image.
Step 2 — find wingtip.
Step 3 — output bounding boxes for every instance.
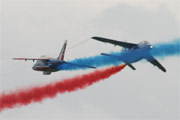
[91,36,97,39]
[92,36,101,40]
[161,67,166,72]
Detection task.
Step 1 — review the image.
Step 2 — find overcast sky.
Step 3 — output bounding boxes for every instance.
[0,0,180,120]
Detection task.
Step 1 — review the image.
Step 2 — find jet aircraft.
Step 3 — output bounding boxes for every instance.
[92,36,166,72]
[13,40,96,75]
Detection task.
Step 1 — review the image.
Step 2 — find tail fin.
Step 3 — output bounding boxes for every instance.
[57,40,67,60]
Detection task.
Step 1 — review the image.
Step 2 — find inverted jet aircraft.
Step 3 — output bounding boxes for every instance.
[92,36,166,72]
[13,40,96,75]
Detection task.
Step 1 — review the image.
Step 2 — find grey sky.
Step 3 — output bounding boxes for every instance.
[0,0,179,120]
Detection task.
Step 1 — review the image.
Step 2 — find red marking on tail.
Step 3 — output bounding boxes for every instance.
[58,40,67,60]
[0,65,126,112]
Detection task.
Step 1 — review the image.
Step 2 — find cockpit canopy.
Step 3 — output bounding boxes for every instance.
[123,41,151,50]
[138,41,150,48]
[138,41,150,45]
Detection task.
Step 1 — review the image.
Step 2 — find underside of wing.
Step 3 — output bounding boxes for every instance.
[92,36,137,49]
[13,58,49,61]
[145,55,166,72]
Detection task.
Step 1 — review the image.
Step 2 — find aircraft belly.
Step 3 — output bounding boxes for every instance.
[120,50,144,63]
[33,66,57,72]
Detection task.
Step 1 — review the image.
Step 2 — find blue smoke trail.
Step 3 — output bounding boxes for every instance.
[57,38,180,70]
[57,54,122,70]
[150,38,180,58]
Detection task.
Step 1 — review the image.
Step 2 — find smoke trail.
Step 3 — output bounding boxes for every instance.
[150,39,180,58]
[0,65,126,112]
[58,55,121,70]
[58,38,180,70]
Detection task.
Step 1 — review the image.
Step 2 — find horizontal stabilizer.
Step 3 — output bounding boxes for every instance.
[126,63,136,70]
[63,62,96,69]
[101,53,120,59]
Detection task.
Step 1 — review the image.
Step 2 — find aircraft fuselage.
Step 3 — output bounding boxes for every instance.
[120,44,152,63]
[32,59,63,72]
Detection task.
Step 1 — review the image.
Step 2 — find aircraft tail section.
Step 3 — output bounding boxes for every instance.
[57,40,67,60]
[101,53,136,70]
[101,53,120,59]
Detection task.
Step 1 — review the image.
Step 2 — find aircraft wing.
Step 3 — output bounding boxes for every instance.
[145,55,166,72]
[92,36,137,49]
[13,58,49,61]
[63,61,96,69]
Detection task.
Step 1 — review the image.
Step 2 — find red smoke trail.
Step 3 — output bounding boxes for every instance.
[0,65,126,112]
